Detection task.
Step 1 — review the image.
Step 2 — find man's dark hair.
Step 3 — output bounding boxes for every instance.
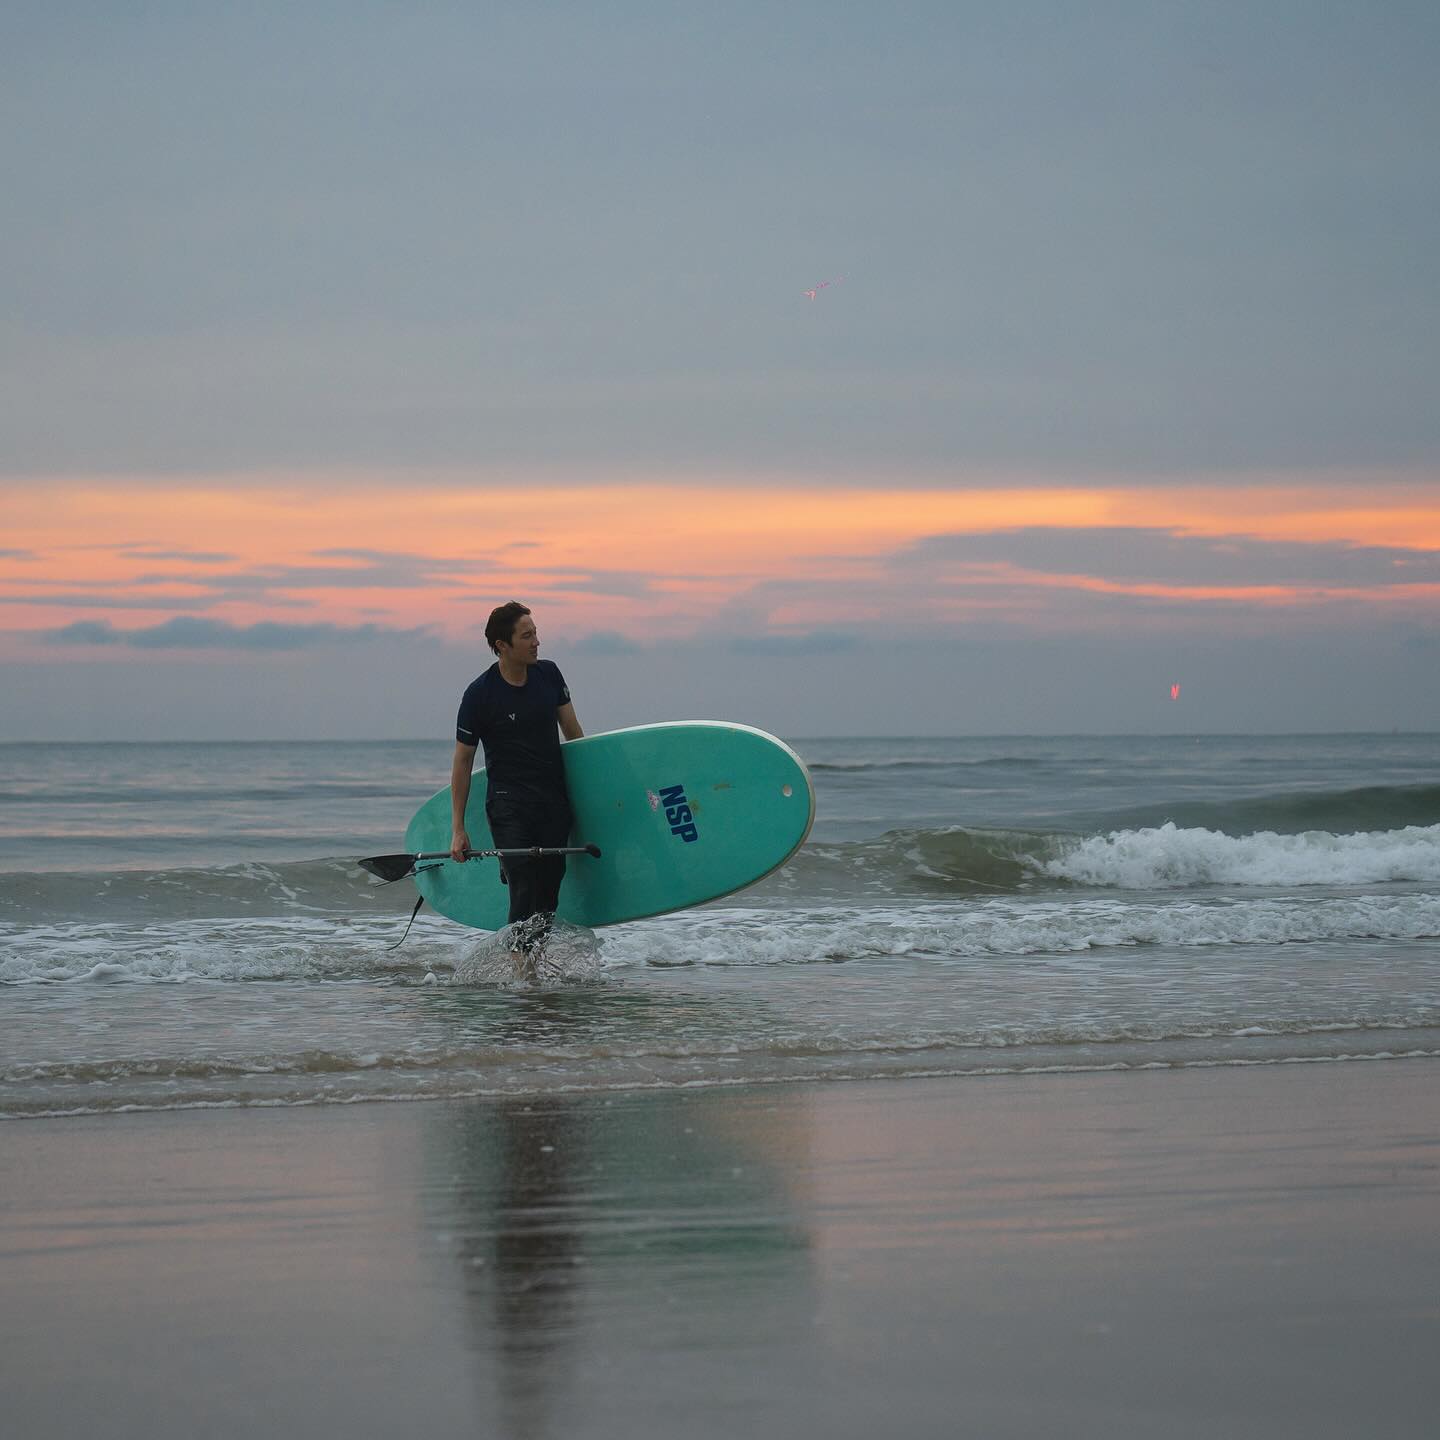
[485,601,531,655]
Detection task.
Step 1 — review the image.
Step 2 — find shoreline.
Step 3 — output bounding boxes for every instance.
[5,1060,1437,1438]
[7,1039,1440,1124]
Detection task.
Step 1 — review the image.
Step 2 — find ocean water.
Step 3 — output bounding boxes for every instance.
[2,733,1438,1118]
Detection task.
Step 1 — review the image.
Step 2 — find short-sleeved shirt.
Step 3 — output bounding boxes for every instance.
[455,659,571,804]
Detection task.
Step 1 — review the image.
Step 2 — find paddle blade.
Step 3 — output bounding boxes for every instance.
[357,852,419,883]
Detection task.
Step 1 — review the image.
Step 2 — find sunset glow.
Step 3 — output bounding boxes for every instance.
[3,472,1438,652]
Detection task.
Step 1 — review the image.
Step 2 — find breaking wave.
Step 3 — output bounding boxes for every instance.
[783,820,1440,897]
[1039,822,1440,890]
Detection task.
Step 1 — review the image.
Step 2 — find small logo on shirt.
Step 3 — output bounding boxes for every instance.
[508,713,516,722]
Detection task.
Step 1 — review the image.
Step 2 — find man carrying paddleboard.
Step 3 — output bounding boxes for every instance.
[450,603,585,960]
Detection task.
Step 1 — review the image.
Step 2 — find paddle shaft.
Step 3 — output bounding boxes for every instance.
[419,845,600,861]
[358,842,601,883]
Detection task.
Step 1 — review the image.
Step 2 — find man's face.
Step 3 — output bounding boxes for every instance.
[502,615,540,665]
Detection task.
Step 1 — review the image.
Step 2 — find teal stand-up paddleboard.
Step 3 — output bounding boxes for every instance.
[402,722,815,930]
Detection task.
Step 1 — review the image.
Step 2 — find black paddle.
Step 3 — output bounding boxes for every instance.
[358,843,602,884]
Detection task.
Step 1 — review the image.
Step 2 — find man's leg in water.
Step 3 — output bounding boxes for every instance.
[487,798,572,979]
[506,872,547,979]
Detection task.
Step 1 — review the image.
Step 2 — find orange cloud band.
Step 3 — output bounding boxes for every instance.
[2,472,1437,639]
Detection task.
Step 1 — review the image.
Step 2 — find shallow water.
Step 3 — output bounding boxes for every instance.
[3,733,1438,1116]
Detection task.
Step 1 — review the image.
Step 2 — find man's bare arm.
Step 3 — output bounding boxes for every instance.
[558,702,584,741]
[450,742,477,860]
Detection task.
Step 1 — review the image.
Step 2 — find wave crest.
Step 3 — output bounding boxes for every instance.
[1043,822,1440,890]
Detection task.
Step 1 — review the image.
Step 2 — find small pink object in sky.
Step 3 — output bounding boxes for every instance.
[1170,683,1181,701]
[804,275,845,300]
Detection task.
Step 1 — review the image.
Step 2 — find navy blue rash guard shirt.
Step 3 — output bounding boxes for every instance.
[455,660,571,805]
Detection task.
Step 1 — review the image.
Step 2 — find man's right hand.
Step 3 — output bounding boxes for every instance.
[450,829,471,863]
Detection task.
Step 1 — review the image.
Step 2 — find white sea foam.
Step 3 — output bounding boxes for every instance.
[1039,822,1440,889]
[0,914,475,985]
[595,893,1440,969]
[5,889,1440,984]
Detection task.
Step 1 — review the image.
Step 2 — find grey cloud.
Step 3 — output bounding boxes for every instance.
[540,573,656,600]
[63,542,236,560]
[43,618,431,650]
[122,553,657,602]
[456,570,657,600]
[131,561,442,593]
[5,549,663,626]
[310,548,478,577]
[901,528,1440,589]
[573,629,644,655]
[126,548,237,563]
[731,629,859,656]
[45,620,119,646]
[314,548,409,560]
[0,591,230,610]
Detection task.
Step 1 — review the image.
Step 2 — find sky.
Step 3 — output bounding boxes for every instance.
[2,0,1438,740]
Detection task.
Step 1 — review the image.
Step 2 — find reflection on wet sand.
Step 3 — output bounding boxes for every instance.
[421,997,815,1437]
[450,1098,589,1440]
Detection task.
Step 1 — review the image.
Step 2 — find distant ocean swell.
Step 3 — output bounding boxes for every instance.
[0,780,422,806]
[1082,783,1440,837]
[3,820,1440,928]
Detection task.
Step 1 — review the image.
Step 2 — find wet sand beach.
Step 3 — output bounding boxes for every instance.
[4,1061,1438,1439]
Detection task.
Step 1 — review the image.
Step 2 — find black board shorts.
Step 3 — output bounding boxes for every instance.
[485,792,573,934]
